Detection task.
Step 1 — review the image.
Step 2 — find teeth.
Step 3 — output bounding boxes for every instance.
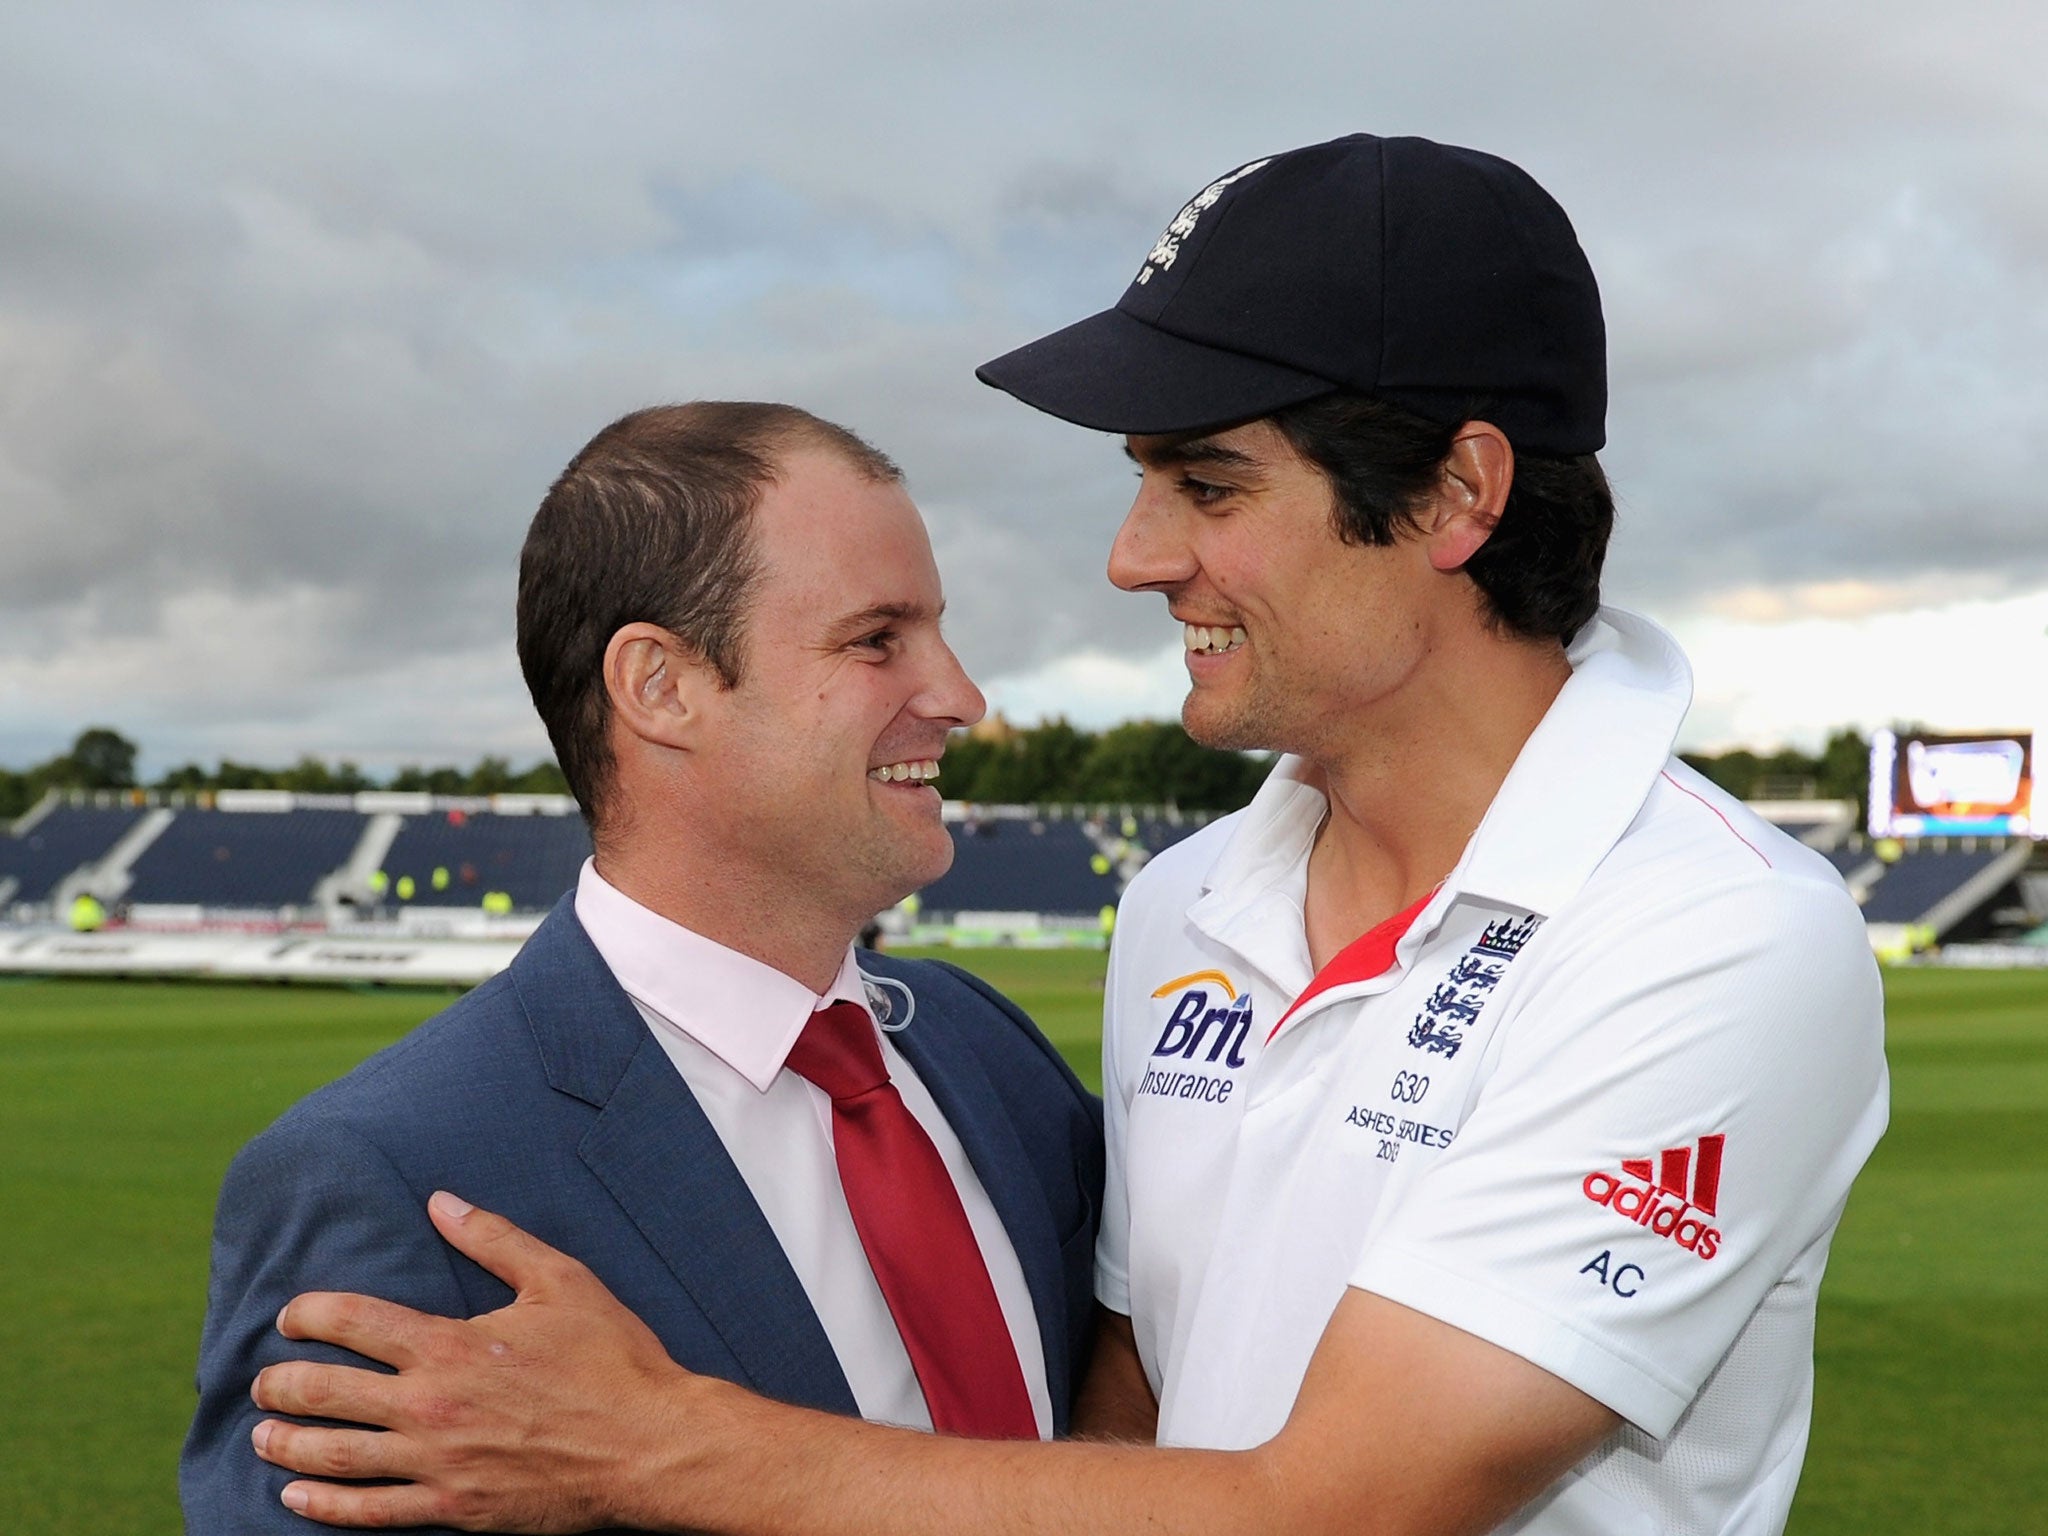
[1183,622,1247,655]
[870,759,941,784]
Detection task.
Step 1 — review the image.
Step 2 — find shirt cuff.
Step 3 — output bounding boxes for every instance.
[1353,1242,1692,1438]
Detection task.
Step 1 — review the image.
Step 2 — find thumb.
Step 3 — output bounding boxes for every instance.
[427,1190,589,1298]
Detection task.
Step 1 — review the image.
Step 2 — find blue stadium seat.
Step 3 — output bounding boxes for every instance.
[379,811,592,910]
[1859,849,2004,923]
[920,820,1121,916]
[125,809,365,907]
[1137,819,1205,855]
[0,806,146,903]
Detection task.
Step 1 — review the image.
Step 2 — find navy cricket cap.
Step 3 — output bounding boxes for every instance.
[977,133,1607,454]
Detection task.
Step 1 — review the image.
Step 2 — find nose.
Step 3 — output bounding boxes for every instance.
[919,635,987,730]
[1107,478,1193,594]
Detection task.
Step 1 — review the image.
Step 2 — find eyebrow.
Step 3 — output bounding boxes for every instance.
[1122,435,1261,471]
[820,599,941,642]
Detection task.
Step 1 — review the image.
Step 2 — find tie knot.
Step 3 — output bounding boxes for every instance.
[785,999,889,1102]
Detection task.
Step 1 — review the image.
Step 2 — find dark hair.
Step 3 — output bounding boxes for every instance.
[1268,393,1613,643]
[516,401,900,826]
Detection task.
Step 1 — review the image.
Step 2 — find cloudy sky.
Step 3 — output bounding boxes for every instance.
[3,0,2045,778]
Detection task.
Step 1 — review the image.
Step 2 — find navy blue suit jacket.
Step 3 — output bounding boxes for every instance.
[181,898,1104,1533]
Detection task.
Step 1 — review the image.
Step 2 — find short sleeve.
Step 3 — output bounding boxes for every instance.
[1352,874,1887,1436]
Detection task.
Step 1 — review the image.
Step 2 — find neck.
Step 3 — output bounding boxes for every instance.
[592,825,855,997]
[1300,631,1570,967]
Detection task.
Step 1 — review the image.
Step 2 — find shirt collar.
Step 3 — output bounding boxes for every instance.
[1188,605,1691,968]
[573,859,872,1092]
[1453,606,1692,916]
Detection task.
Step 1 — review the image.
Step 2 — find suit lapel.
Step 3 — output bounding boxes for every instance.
[508,899,858,1416]
[887,985,1073,1422]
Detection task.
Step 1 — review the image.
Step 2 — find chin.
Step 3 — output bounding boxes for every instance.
[1182,698,1261,754]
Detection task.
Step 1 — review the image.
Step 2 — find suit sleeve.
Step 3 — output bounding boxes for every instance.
[179,1112,471,1535]
[1094,923,1136,1317]
[930,958,1106,1208]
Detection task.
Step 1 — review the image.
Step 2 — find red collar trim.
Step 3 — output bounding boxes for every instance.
[1267,889,1435,1044]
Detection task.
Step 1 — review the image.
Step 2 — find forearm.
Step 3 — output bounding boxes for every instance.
[644,1375,1272,1536]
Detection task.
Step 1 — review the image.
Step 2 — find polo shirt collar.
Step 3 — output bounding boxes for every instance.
[1187,606,1691,977]
[1454,607,1692,917]
[574,860,873,1093]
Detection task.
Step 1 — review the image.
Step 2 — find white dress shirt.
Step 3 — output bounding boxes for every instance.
[574,860,1052,1435]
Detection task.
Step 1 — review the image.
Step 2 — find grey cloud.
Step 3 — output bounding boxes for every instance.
[2,0,2044,770]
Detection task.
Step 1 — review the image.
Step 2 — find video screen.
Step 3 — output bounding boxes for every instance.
[1869,729,2035,838]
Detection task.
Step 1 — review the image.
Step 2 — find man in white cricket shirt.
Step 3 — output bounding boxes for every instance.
[251,134,1888,1536]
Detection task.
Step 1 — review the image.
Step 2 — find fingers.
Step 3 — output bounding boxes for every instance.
[275,1289,450,1370]
[252,1416,413,1482]
[277,1475,447,1531]
[251,1359,418,1431]
[426,1190,598,1299]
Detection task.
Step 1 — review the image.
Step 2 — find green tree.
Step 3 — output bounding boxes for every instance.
[390,765,469,795]
[1817,729,1871,819]
[466,756,514,796]
[1078,721,1266,810]
[1015,720,1092,801]
[507,760,571,795]
[275,756,372,794]
[0,768,31,822]
[939,732,1003,801]
[153,763,213,793]
[212,759,280,790]
[44,727,139,790]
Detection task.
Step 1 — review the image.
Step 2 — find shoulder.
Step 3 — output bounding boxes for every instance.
[1569,758,1867,955]
[1632,759,1848,888]
[1514,763,1882,1078]
[239,969,541,1169]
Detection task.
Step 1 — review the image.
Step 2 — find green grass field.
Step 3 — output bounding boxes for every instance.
[1,961,2042,1533]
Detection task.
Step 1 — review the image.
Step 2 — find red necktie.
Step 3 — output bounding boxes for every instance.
[785,1000,1038,1439]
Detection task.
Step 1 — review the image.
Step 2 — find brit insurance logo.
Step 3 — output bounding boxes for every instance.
[1582,1135,1727,1261]
[1406,914,1540,1058]
[1139,970,1254,1105]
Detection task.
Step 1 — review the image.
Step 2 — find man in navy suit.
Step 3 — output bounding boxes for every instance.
[180,401,1104,1531]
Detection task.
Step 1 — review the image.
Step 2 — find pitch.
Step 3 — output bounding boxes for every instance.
[0,961,2040,1533]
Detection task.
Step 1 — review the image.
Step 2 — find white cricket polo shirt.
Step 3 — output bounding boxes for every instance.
[1098,608,1888,1535]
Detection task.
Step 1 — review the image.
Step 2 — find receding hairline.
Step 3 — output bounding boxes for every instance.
[565,401,902,489]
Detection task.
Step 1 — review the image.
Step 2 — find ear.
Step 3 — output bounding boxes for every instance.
[1424,421,1514,573]
[601,623,719,752]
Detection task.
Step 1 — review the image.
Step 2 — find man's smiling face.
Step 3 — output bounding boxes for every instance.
[1110,419,1449,759]
[697,444,984,925]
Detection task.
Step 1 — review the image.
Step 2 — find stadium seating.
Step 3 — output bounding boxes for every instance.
[1137,818,1207,855]
[378,811,592,909]
[0,805,146,904]
[1859,849,2007,924]
[124,808,366,908]
[920,819,1122,916]
[15,786,2020,950]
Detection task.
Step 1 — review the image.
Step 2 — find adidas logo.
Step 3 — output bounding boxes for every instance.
[1581,1134,1725,1261]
